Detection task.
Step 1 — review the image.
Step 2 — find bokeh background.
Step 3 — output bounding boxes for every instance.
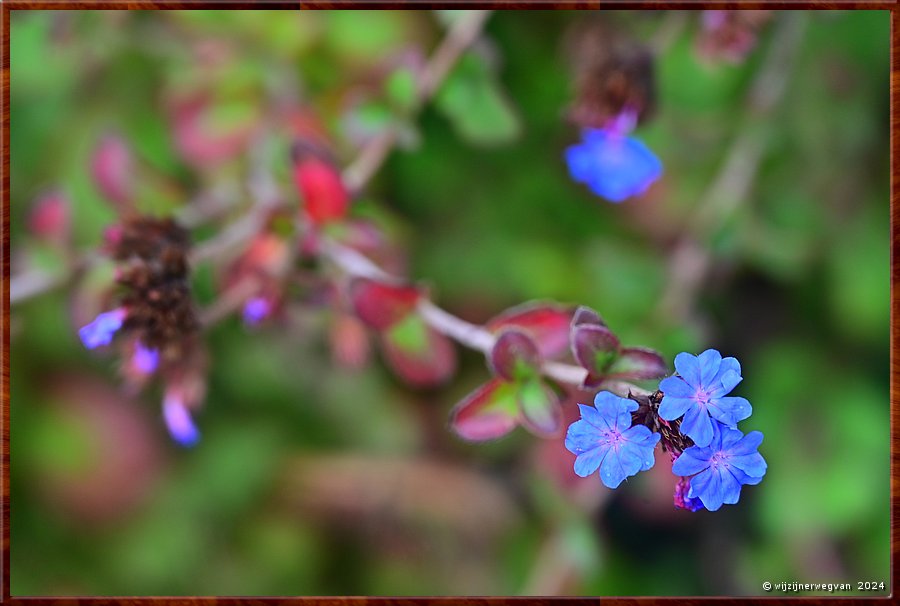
[10,10,890,596]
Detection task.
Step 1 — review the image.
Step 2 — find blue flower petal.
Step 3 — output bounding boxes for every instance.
[163,395,201,447]
[659,375,694,397]
[681,404,715,447]
[565,419,603,454]
[730,452,768,478]
[623,423,661,448]
[715,369,743,394]
[566,130,662,203]
[593,391,636,432]
[729,429,764,454]
[688,468,725,511]
[720,467,745,505]
[658,395,694,421]
[574,444,610,478]
[673,352,702,386]
[133,343,159,374]
[715,357,742,382]
[577,403,612,432]
[79,308,126,349]
[672,448,711,476]
[697,349,722,385]
[708,396,752,426]
[732,468,765,486]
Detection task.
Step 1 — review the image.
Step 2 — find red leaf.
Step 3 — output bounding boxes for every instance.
[488,328,541,381]
[449,378,519,442]
[486,301,575,359]
[91,134,134,211]
[606,347,668,380]
[571,324,620,374]
[349,278,422,330]
[28,191,70,243]
[380,318,457,388]
[293,157,349,226]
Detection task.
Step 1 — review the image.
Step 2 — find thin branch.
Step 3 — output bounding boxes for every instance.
[342,10,491,192]
[323,237,650,395]
[658,12,807,322]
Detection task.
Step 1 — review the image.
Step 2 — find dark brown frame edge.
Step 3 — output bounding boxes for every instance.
[0,2,896,604]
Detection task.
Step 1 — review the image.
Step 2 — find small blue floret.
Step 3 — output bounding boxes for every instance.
[658,349,752,447]
[565,391,661,489]
[672,422,767,511]
[163,393,200,447]
[78,308,127,349]
[565,129,662,203]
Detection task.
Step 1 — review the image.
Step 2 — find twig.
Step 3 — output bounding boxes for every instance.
[658,12,807,322]
[342,10,491,192]
[323,237,649,395]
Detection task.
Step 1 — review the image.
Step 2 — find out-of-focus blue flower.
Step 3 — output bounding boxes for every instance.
[658,349,751,447]
[132,342,159,374]
[672,423,767,511]
[565,391,660,489]
[565,128,662,203]
[242,297,271,326]
[163,391,200,447]
[79,308,127,349]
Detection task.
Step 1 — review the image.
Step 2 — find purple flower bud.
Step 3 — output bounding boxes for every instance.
[674,476,705,512]
[242,297,271,326]
[162,392,200,447]
[78,308,127,349]
[132,343,159,374]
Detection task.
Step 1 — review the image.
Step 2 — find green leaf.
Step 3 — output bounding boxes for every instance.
[384,313,430,354]
[516,379,562,437]
[435,52,521,146]
[384,68,417,114]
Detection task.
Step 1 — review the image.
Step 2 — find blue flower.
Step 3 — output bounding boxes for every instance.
[78,308,127,349]
[672,423,767,512]
[132,342,159,374]
[565,129,662,203]
[163,391,200,447]
[565,391,661,489]
[242,297,271,326]
[658,349,751,447]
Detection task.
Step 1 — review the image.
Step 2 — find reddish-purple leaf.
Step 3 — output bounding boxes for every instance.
[91,134,134,211]
[28,191,70,244]
[517,379,563,438]
[571,305,606,328]
[380,314,457,387]
[571,324,621,373]
[489,328,541,381]
[485,301,575,360]
[606,347,668,380]
[449,378,519,442]
[349,278,422,330]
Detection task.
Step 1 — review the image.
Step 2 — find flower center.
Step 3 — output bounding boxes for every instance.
[710,451,730,470]
[600,428,624,448]
[694,388,712,406]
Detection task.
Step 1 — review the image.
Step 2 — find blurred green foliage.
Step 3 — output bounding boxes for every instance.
[10,10,889,597]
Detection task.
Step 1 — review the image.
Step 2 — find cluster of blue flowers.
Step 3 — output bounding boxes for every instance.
[565,349,766,512]
[662,350,766,511]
